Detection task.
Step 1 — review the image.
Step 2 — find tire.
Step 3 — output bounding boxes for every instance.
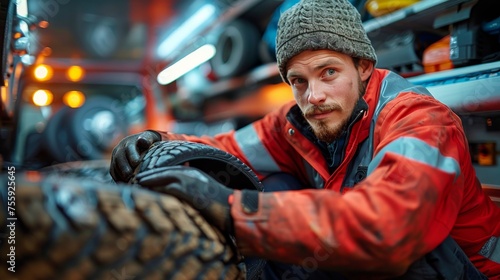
[210,19,261,79]
[42,106,75,163]
[66,96,128,161]
[132,140,266,280]
[132,140,264,192]
[0,172,246,280]
[42,96,128,163]
[41,159,114,184]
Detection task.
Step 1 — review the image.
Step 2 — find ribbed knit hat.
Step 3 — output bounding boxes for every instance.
[276,0,377,83]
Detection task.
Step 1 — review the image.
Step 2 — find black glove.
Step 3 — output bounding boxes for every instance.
[136,166,235,233]
[110,130,162,183]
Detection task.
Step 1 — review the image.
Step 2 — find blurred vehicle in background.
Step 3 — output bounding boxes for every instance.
[1,0,295,170]
[2,0,175,169]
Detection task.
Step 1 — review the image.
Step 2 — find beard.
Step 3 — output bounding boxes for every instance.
[304,78,366,143]
[304,104,347,142]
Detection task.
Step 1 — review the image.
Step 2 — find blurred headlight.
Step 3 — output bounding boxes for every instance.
[63,90,86,108]
[33,64,53,82]
[66,65,85,82]
[32,89,53,106]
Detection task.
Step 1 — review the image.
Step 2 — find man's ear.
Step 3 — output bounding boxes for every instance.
[358,59,374,82]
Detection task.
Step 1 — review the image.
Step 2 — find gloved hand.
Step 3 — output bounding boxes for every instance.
[136,165,235,233]
[110,130,162,183]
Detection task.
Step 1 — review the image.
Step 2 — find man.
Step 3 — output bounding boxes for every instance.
[110,0,500,278]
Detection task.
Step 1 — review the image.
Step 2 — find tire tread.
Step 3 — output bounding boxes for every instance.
[0,173,245,280]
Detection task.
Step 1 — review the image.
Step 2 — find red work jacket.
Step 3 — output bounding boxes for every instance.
[163,68,500,278]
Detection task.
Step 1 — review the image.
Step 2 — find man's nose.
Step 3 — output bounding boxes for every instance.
[307,83,326,104]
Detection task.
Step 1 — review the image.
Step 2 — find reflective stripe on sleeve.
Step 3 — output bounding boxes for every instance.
[235,124,281,173]
[368,136,460,180]
[479,236,500,263]
[375,71,432,119]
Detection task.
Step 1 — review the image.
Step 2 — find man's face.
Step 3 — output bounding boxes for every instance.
[286,50,370,142]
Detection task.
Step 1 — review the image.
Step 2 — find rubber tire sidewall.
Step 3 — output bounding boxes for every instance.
[66,96,128,161]
[134,140,264,191]
[210,19,261,79]
[42,106,75,163]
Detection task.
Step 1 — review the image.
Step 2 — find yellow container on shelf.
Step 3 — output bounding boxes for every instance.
[365,0,420,17]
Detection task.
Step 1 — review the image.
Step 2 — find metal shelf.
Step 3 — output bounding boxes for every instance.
[408,61,500,113]
[363,0,500,113]
[363,0,472,36]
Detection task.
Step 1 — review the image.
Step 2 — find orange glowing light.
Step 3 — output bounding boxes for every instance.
[38,20,49,29]
[32,89,54,106]
[33,64,53,82]
[66,65,85,82]
[63,90,86,108]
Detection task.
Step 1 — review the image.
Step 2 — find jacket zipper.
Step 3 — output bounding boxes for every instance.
[329,108,366,191]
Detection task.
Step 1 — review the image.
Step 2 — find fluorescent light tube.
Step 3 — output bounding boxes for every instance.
[17,0,28,17]
[157,4,216,58]
[157,44,216,85]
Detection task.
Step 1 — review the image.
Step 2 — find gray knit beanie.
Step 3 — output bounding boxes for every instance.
[276,0,377,83]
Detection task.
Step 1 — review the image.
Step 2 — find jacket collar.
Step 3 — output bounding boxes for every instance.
[286,98,369,171]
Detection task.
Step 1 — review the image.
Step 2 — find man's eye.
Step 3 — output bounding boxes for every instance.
[292,78,305,85]
[326,69,335,76]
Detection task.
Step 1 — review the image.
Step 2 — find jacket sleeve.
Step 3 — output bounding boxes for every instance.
[231,93,470,275]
